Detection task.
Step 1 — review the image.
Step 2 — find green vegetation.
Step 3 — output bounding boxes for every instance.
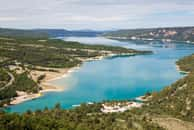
[0,87,17,104]
[13,72,39,93]
[176,54,194,72]
[0,28,103,38]
[37,74,46,84]
[0,103,164,130]
[0,28,48,38]
[0,72,39,106]
[0,37,149,68]
[0,69,10,88]
[104,26,194,42]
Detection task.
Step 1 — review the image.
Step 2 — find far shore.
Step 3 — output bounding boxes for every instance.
[105,36,194,44]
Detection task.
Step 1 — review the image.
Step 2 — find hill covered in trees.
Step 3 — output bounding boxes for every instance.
[0,28,104,38]
[104,26,194,43]
[0,103,164,130]
[0,28,48,38]
[140,53,194,122]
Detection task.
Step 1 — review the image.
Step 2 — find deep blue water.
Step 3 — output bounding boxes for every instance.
[7,37,194,113]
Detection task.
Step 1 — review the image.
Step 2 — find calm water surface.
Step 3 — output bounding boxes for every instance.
[7,37,194,112]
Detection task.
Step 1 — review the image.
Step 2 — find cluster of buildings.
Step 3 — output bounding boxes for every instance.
[101,101,143,113]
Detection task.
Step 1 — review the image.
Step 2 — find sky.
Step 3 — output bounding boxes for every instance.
[0,0,194,30]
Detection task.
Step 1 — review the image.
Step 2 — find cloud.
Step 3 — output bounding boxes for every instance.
[0,0,194,29]
[63,16,127,22]
[0,17,20,22]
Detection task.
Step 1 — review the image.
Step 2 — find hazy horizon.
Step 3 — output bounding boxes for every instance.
[1,25,194,31]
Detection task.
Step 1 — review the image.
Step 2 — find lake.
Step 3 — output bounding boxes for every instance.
[7,37,194,112]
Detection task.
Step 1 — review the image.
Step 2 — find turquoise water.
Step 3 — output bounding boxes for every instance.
[7,37,194,113]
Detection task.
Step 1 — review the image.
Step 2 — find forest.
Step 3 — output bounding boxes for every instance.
[0,103,164,130]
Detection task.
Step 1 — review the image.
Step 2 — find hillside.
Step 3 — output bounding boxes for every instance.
[0,103,165,130]
[139,53,194,123]
[35,29,104,37]
[0,28,48,38]
[104,27,194,43]
[0,28,104,38]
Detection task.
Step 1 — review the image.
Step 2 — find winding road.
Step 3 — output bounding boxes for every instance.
[0,71,15,91]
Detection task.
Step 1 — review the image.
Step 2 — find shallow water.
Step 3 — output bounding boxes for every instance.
[7,37,194,112]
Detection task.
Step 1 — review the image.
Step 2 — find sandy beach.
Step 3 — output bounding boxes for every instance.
[37,66,80,90]
[10,91,42,105]
[10,66,79,105]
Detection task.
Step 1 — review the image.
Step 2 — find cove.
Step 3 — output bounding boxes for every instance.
[7,37,194,113]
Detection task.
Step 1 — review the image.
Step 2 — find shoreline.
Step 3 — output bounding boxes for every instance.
[9,52,139,106]
[105,36,194,44]
[175,64,190,74]
[10,66,80,105]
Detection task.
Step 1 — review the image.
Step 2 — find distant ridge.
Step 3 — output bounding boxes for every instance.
[0,28,48,38]
[104,26,194,43]
[0,28,105,38]
[34,29,104,37]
